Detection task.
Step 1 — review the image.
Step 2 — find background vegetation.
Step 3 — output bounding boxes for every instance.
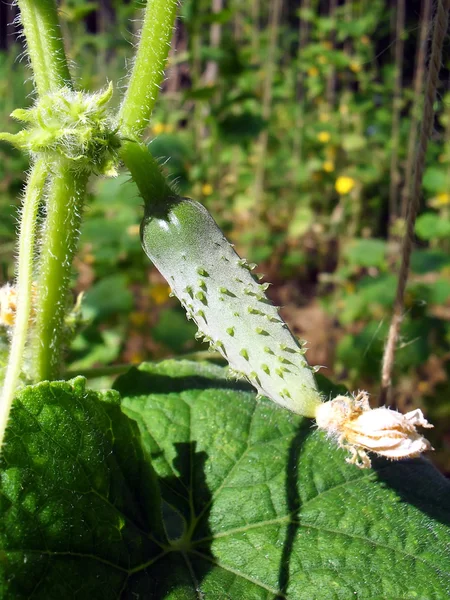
[0,0,449,473]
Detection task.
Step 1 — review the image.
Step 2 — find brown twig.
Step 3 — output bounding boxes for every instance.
[253,0,283,214]
[251,0,260,56]
[400,0,432,220]
[292,0,311,165]
[326,0,338,107]
[380,0,450,406]
[388,0,405,234]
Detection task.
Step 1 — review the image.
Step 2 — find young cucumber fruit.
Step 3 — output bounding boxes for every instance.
[141,197,322,417]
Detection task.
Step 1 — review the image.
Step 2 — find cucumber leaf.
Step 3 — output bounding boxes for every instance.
[1,362,449,598]
[116,360,450,599]
[0,377,163,599]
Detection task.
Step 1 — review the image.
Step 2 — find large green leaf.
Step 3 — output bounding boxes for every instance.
[82,274,134,322]
[343,238,387,269]
[422,167,449,194]
[1,362,449,598]
[115,360,450,599]
[0,377,163,599]
[416,212,450,240]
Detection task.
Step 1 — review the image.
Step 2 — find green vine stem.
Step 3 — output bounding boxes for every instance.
[120,140,175,208]
[33,167,89,382]
[0,160,48,446]
[12,0,77,386]
[119,0,178,137]
[17,0,72,94]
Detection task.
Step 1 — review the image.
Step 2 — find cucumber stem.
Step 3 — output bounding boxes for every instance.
[33,167,88,382]
[119,0,178,137]
[120,140,176,211]
[17,0,72,94]
[0,160,48,447]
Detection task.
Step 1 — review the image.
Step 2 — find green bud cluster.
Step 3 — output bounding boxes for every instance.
[0,83,120,176]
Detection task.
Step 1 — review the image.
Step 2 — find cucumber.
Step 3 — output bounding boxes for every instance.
[141,197,322,417]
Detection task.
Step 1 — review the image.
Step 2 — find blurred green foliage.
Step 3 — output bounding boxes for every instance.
[0,0,449,470]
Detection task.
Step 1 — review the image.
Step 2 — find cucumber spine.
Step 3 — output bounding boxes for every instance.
[141,197,322,417]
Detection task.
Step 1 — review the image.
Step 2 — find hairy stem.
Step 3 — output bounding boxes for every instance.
[17,0,71,94]
[119,0,178,137]
[0,160,48,447]
[120,140,175,210]
[33,167,88,382]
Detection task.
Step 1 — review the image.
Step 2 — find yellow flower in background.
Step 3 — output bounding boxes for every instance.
[0,283,37,327]
[152,123,165,135]
[417,380,431,395]
[317,131,331,143]
[149,283,171,305]
[429,192,450,208]
[326,145,337,159]
[307,66,319,77]
[129,311,147,327]
[84,253,96,265]
[350,62,362,73]
[322,160,335,173]
[201,183,214,196]
[436,192,450,206]
[0,284,17,327]
[344,282,355,294]
[130,352,145,365]
[335,176,355,195]
[319,113,330,123]
[317,55,328,65]
[127,224,140,236]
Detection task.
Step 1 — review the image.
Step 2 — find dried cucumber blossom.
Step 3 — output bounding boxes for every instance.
[315,391,433,468]
[0,284,18,328]
[0,83,120,176]
[0,283,83,338]
[0,283,38,328]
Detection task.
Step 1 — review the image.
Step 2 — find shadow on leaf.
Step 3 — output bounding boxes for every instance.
[143,441,215,599]
[276,419,312,598]
[373,456,450,528]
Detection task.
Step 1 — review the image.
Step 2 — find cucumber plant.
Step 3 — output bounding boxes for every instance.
[0,1,448,598]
